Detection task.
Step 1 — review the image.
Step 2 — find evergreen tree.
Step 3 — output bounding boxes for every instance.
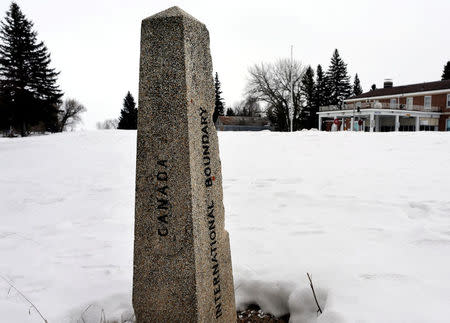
[213,72,224,123]
[225,108,235,116]
[442,61,450,80]
[0,2,62,135]
[314,65,328,108]
[0,80,12,133]
[117,91,137,129]
[301,66,316,128]
[352,73,363,96]
[325,49,351,106]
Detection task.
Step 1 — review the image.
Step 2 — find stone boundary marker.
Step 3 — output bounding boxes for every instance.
[133,6,236,323]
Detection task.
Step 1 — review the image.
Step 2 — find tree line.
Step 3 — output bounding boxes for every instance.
[4,1,445,134]
[214,49,362,131]
[0,2,86,136]
[96,57,450,133]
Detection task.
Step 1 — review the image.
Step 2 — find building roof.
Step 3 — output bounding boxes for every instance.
[348,79,450,100]
[217,116,269,126]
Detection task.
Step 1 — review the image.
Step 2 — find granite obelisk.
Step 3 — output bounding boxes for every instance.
[133,7,236,322]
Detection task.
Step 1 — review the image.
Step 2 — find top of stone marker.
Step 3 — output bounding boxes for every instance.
[144,6,203,24]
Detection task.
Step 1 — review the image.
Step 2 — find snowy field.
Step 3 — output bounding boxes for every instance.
[1,130,450,323]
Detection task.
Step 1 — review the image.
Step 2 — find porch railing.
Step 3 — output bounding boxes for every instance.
[319,102,441,112]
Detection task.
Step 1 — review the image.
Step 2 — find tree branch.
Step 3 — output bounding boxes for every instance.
[0,274,48,323]
[307,273,322,315]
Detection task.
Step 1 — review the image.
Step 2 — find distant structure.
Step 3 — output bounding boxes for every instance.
[318,79,450,132]
[215,116,272,131]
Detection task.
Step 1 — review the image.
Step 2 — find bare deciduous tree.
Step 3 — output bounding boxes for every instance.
[247,58,306,131]
[96,119,118,130]
[58,98,86,132]
[241,96,262,117]
[231,96,262,117]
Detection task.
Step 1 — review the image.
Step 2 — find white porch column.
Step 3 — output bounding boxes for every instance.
[318,116,322,131]
[395,115,400,132]
[370,113,375,132]
[350,117,354,132]
[363,120,366,132]
[415,116,420,131]
[341,117,345,131]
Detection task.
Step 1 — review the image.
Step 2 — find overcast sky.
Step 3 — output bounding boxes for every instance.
[3,0,449,129]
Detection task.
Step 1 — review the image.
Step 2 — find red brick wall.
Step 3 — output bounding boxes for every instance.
[373,93,449,110]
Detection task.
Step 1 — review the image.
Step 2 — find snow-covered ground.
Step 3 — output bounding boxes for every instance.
[1,130,450,323]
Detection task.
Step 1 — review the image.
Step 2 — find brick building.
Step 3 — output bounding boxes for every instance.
[317,79,450,132]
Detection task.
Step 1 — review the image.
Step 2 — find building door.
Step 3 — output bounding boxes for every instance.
[446,119,450,131]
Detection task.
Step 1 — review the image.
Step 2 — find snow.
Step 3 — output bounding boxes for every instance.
[1,130,450,323]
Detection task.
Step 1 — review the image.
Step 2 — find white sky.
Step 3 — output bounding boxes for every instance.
[3,0,449,129]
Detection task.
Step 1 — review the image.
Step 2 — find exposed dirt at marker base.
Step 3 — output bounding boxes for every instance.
[237,304,290,323]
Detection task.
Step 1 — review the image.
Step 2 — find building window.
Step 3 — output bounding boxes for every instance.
[424,96,431,109]
[406,97,413,109]
[447,94,450,108]
[447,119,450,131]
[390,98,397,109]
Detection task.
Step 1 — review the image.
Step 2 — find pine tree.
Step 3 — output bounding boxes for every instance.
[213,72,225,123]
[225,108,235,116]
[314,65,328,108]
[442,61,450,80]
[0,2,62,135]
[325,49,351,106]
[0,80,12,133]
[301,66,316,128]
[118,91,137,129]
[352,73,363,96]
